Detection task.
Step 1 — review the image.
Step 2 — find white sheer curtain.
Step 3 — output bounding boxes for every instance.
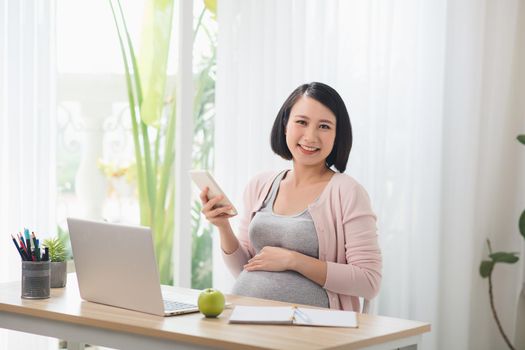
[0,0,56,348]
[214,1,525,349]
[440,1,525,348]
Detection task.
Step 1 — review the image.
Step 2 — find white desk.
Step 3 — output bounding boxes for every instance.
[0,275,430,350]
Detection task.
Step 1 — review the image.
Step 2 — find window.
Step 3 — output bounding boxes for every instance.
[55,0,218,288]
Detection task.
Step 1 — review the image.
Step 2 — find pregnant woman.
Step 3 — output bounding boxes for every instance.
[200,82,382,311]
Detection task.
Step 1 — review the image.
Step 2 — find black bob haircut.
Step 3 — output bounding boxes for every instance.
[270,82,352,173]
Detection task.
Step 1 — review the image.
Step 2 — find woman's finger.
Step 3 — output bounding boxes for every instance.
[248,253,261,263]
[245,262,262,271]
[207,205,233,218]
[199,187,209,203]
[202,195,224,213]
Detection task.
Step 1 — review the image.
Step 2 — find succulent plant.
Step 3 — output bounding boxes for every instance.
[43,237,67,262]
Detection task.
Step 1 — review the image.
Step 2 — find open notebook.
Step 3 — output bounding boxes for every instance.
[229,306,358,328]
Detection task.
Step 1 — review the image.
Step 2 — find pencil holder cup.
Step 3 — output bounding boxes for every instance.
[21,261,50,299]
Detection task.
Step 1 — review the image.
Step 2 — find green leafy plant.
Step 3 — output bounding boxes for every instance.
[109,0,216,287]
[109,0,176,284]
[43,237,67,262]
[479,134,525,350]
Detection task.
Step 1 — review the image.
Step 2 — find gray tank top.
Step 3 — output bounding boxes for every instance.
[231,171,329,308]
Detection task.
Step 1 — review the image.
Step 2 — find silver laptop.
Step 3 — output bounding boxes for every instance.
[67,218,199,316]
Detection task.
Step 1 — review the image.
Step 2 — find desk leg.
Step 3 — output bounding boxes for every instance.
[66,341,85,350]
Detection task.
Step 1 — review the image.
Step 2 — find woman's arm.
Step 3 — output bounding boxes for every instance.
[243,183,381,299]
[201,172,272,276]
[323,184,382,300]
[243,221,380,299]
[199,189,251,276]
[289,252,327,286]
[199,190,240,253]
[323,222,381,300]
[216,220,239,254]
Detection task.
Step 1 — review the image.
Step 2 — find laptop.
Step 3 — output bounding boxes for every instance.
[67,218,200,316]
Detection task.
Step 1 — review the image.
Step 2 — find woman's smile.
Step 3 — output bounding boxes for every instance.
[285,96,336,167]
[298,144,320,155]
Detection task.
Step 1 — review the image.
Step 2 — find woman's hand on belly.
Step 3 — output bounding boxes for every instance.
[244,246,328,287]
[243,246,294,272]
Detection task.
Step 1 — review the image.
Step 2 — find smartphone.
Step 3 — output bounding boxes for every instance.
[189,170,238,216]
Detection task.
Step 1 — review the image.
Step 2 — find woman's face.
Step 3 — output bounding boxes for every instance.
[285,95,336,168]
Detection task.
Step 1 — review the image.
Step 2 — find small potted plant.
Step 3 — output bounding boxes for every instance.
[43,237,67,288]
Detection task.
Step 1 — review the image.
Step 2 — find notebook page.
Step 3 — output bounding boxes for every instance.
[293,308,358,328]
[229,306,295,324]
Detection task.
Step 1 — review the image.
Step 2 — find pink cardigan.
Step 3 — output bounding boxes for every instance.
[222,170,382,311]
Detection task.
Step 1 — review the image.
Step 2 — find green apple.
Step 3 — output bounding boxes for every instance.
[198,288,225,318]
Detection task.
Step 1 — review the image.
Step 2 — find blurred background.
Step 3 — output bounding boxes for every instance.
[0,1,524,349]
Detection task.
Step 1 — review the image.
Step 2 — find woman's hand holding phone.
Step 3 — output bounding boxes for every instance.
[199,187,235,229]
[192,171,240,253]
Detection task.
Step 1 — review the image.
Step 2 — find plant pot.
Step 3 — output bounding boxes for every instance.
[50,261,67,288]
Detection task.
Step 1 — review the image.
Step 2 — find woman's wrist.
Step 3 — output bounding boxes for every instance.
[217,222,239,254]
[288,250,302,271]
[288,251,327,286]
[216,220,232,232]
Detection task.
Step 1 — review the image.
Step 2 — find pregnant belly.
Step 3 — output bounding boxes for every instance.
[232,270,329,308]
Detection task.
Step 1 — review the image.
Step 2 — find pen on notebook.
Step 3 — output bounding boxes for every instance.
[292,306,311,323]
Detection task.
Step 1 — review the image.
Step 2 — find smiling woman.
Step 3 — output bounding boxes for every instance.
[213,1,525,349]
[199,82,382,312]
[271,83,352,173]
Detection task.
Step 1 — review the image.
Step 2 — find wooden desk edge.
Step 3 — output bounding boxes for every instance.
[0,303,259,350]
[0,277,432,350]
[1,302,431,350]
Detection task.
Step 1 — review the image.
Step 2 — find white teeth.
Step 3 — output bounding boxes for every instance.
[300,145,319,151]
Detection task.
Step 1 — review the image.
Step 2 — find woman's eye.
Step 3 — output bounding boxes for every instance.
[320,124,331,130]
[296,120,307,125]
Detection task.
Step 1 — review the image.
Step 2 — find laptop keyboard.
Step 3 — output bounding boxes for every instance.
[163,299,196,311]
